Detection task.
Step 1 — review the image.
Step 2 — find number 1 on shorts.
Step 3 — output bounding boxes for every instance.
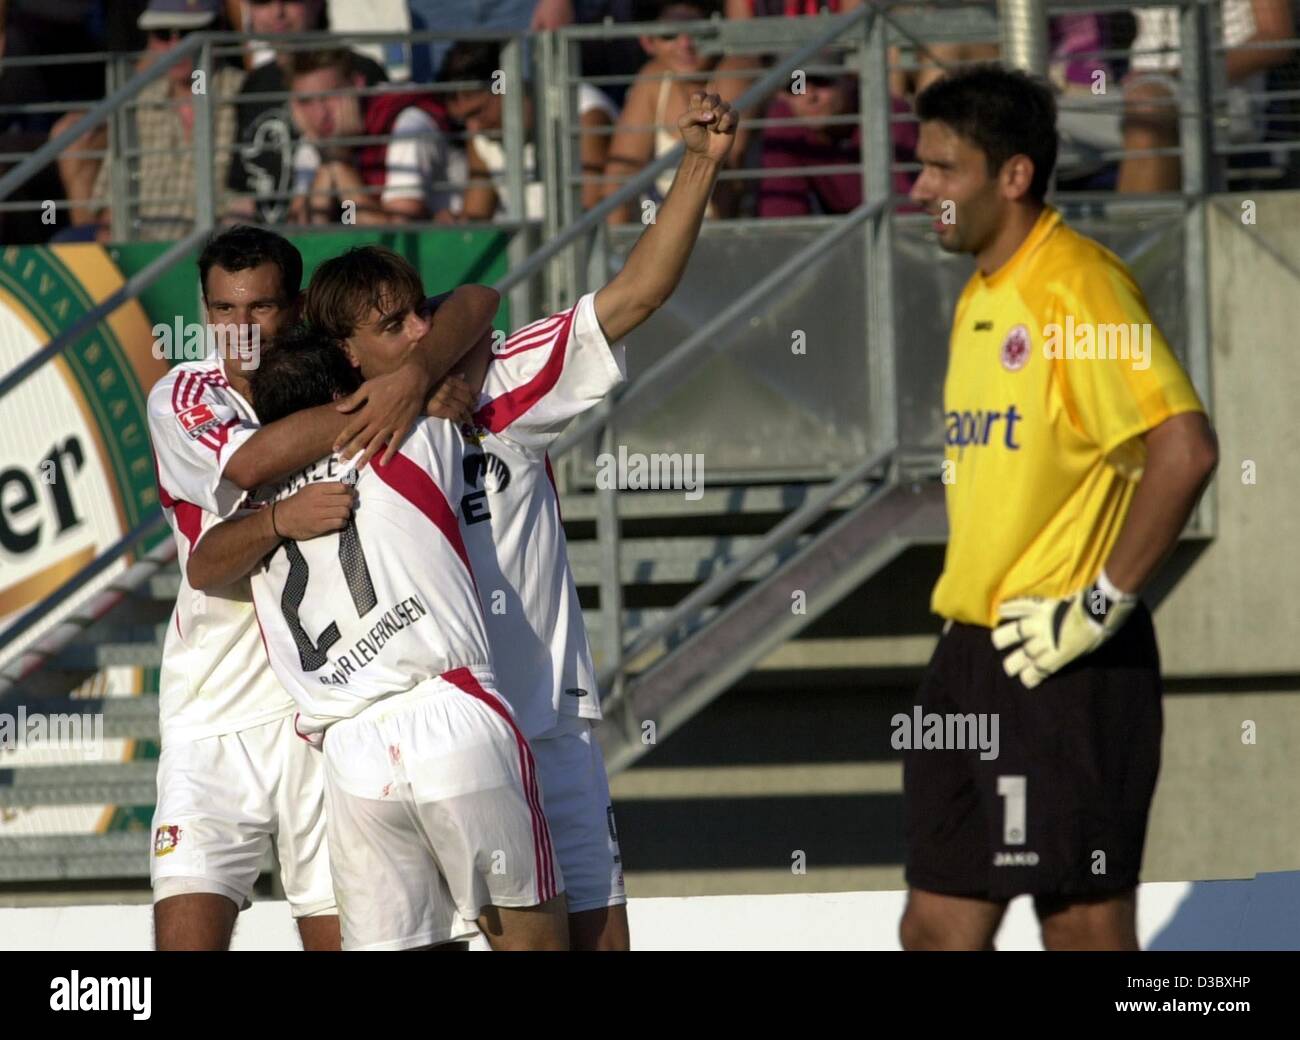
[997,775,1027,845]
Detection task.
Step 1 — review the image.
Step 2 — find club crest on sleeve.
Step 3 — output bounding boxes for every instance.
[1000,325,1031,372]
[153,824,182,856]
[177,403,220,439]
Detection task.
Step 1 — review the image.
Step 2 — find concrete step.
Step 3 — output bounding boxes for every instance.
[553,482,868,522]
[0,763,157,809]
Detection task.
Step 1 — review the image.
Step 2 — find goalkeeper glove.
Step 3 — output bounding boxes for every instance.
[991,574,1137,689]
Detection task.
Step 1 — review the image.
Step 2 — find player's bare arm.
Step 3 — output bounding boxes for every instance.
[593,92,738,343]
[223,284,495,488]
[333,283,500,464]
[186,482,356,592]
[1099,411,1219,592]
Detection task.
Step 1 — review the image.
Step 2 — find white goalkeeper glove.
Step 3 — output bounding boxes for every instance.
[991,573,1137,689]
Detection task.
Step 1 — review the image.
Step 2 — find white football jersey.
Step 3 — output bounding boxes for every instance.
[458,292,627,738]
[248,419,494,739]
[146,360,296,743]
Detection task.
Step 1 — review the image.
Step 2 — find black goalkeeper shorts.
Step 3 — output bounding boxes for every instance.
[903,603,1163,902]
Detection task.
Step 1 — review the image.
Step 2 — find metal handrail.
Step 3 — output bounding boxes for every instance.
[550,194,886,458]
[0,512,169,679]
[598,447,896,699]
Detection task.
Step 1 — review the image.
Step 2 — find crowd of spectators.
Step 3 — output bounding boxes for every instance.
[0,0,1296,244]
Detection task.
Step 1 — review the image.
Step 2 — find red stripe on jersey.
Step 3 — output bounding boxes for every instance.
[490,312,569,361]
[441,667,558,902]
[369,449,475,582]
[472,307,576,434]
[171,371,189,413]
[152,450,203,550]
[210,418,240,452]
[173,500,203,551]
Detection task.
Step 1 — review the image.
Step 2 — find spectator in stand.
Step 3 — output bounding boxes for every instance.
[45,1,148,232]
[287,48,455,223]
[66,0,243,242]
[710,0,866,175]
[438,39,617,220]
[889,9,1125,188]
[405,0,537,84]
[758,61,917,218]
[531,1,658,108]
[226,1,388,224]
[603,0,722,224]
[1119,0,1295,192]
[1047,12,1122,188]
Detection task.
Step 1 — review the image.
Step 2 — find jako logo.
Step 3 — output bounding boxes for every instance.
[50,972,151,1020]
[944,405,1024,451]
[993,851,1040,867]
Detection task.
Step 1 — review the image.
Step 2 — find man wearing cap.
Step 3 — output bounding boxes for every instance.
[73,0,243,241]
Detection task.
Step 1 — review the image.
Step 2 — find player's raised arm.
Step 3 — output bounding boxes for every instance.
[593,92,738,344]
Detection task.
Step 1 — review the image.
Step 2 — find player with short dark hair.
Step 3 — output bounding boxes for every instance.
[902,64,1219,951]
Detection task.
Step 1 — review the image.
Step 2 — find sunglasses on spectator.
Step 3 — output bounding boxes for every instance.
[246,1,307,6]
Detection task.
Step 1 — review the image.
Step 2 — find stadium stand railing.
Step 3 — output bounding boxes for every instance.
[2,1,1292,885]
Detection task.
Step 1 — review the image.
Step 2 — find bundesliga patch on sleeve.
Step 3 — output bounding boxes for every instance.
[176,403,220,440]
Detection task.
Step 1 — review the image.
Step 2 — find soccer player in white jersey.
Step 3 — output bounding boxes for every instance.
[192,326,568,951]
[305,91,741,950]
[146,226,496,950]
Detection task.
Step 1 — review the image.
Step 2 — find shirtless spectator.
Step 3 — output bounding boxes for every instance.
[603,0,722,224]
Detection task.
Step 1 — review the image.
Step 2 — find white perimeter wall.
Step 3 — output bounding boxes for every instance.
[3,873,1299,950]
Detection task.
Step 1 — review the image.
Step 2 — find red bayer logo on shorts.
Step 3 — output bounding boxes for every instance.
[1000,324,1031,372]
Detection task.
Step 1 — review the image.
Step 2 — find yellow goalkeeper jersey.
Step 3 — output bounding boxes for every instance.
[931,205,1205,627]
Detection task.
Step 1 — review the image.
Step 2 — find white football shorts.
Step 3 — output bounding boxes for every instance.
[321,666,563,951]
[150,711,335,918]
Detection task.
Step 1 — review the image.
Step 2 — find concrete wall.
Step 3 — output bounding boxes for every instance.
[1154,194,1300,676]
[4,876,1298,950]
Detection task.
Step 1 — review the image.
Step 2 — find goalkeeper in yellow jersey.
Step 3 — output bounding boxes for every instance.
[900,65,1218,952]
